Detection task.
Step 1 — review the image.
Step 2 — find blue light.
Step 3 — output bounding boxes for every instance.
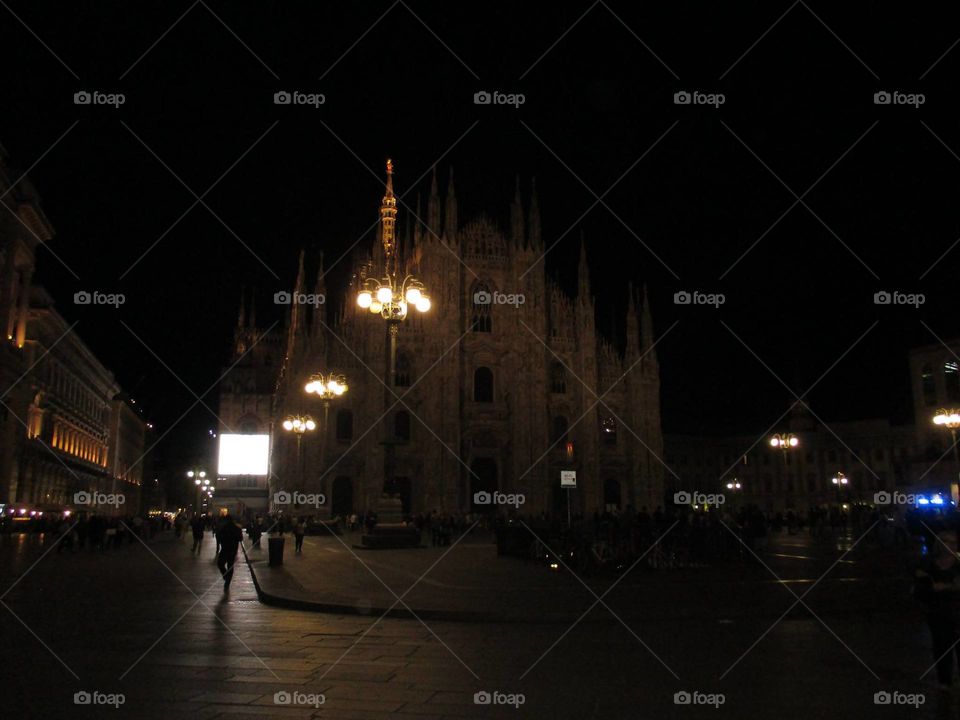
[918,496,930,505]
[932,494,945,505]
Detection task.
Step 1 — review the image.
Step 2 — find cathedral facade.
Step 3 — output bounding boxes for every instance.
[219,163,665,519]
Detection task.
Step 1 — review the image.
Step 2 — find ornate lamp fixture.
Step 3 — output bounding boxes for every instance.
[304,371,349,399]
[355,160,431,357]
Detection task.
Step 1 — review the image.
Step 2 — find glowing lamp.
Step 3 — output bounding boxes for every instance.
[415,296,431,312]
[357,291,372,309]
[376,286,393,304]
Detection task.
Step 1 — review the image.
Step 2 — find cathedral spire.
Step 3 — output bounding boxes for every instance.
[625,281,639,356]
[510,174,525,248]
[380,159,398,273]
[237,288,246,329]
[527,177,541,249]
[313,251,327,333]
[640,283,656,364]
[291,249,306,336]
[444,167,457,240]
[577,230,590,301]
[413,193,422,247]
[426,165,440,241]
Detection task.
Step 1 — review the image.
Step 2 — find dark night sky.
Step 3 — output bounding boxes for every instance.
[2,2,960,477]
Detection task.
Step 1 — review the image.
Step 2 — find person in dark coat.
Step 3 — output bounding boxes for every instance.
[216,513,244,591]
[916,529,960,687]
[190,514,205,554]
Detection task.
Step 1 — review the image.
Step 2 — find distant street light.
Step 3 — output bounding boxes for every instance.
[831,471,849,506]
[283,414,316,494]
[934,408,960,504]
[187,469,209,512]
[769,433,799,450]
[305,371,349,492]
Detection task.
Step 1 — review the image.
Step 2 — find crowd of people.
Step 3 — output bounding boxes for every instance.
[485,501,932,574]
[0,511,169,550]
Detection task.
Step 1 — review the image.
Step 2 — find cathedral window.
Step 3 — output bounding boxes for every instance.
[395,352,412,387]
[471,282,492,332]
[601,416,617,445]
[946,360,960,403]
[550,362,566,393]
[474,367,494,402]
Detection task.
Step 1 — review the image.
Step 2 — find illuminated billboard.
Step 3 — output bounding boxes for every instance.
[218,434,269,476]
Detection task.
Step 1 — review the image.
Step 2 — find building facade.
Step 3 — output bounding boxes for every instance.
[214,297,284,516]
[663,343,960,514]
[220,163,666,518]
[0,145,146,515]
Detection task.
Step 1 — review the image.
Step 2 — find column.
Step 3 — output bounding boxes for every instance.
[14,267,32,348]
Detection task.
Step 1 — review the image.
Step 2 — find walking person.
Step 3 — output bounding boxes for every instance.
[294,517,305,553]
[213,510,225,561]
[190,514,204,554]
[216,512,244,592]
[916,529,960,688]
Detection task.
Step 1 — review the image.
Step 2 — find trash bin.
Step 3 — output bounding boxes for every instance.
[268,536,285,566]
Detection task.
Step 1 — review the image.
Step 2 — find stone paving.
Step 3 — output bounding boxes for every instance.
[0,528,954,719]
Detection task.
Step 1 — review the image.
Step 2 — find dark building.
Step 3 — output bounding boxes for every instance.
[219,162,665,518]
[0,145,146,516]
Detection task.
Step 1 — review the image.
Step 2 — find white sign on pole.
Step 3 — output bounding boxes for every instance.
[560,470,577,488]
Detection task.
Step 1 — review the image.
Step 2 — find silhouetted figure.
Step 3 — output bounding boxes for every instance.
[216,513,244,591]
[190,515,204,553]
[294,518,305,553]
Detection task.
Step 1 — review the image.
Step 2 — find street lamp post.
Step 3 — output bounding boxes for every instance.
[769,433,799,460]
[831,471,849,507]
[282,414,316,497]
[187,469,209,514]
[769,434,799,510]
[355,159,432,508]
[305,372,349,484]
[933,409,960,505]
[725,479,742,512]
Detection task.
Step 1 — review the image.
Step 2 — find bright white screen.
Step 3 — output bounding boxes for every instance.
[218,434,269,475]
